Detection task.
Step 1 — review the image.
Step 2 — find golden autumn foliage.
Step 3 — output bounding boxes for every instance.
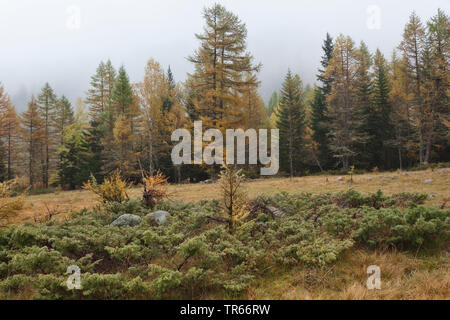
[0,180,24,223]
[142,171,168,209]
[218,164,249,233]
[83,170,130,204]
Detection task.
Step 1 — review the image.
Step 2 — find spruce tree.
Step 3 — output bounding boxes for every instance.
[112,65,134,116]
[276,70,306,177]
[354,41,374,168]
[311,33,334,170]
[267,91,278,116]
[371,49,394,168]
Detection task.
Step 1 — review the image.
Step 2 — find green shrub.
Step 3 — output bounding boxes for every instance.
[0,189,448,299]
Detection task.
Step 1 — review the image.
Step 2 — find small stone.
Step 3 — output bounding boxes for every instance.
[336,176,344,181]
[391,175,397,179]
[401,172,408,176]
[111,214,142,227]
[266,206,285,218]
[424,179,433,184]
[367,177,373,181]
[428,194,435,200]
[147,210,171,225]
[439,168,448,173]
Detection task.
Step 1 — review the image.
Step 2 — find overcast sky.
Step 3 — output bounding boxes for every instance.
[1,0,449,111]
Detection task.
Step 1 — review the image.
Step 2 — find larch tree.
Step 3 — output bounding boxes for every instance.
[107,65,139,177]
[276,70,306,177]
[187,3,261,132]
[136,59,180,177]
[1,104,21,180]
[325,35,368,170]
[54,95,75,145]
[86,61,108,121]
[36,83,58,188]
[423,9,449,163]
[21,97,45,187]
[399,12,426,164]
[389,51,414,169]
[0,84,11,180]
[57,103,91,189]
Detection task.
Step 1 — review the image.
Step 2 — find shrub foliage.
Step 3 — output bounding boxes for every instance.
[0,189,448,299]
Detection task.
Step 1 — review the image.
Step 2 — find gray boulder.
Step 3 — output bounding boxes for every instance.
[439,168,448,173]
[424,179,433,184]
[111,214,142,227]
[147,210,171,225]
[336,176,344,181]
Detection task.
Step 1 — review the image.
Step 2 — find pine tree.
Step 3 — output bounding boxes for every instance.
[36,83,57,188]
[21,97,44,187]
[311,33,334,170]
[276,70,306,177]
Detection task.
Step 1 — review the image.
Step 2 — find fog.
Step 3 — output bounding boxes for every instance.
[1,0,448,111]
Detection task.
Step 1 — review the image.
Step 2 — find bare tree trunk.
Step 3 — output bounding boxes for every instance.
[147,117,153,176]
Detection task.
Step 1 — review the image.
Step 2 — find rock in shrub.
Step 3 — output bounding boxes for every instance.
[146,210,171,225]
[110,214,142,227]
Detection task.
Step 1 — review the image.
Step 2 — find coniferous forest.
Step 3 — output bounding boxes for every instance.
[0,5,448,189]
[0,3,449,303]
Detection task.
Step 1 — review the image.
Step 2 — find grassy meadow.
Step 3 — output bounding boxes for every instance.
[0,167,448,300]
[16,167,449,225]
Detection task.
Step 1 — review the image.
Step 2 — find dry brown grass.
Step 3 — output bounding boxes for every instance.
[4,167,449,225]
[249,249,449,300]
